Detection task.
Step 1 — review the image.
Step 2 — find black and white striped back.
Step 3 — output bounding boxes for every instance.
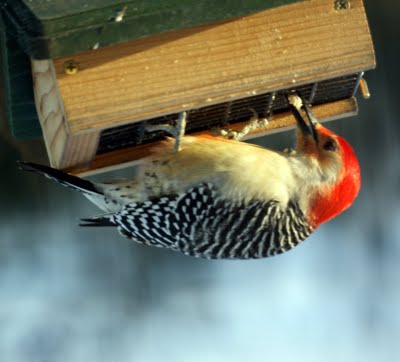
[96,183,313,259]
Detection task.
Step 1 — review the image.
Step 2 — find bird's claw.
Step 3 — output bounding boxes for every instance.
[215,111,269,141]
[283,148,297,156]
[145,111,187,152]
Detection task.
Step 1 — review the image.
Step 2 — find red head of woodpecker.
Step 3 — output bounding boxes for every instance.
[290,102,361,229]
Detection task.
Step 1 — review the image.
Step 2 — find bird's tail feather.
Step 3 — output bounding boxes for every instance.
[18,161,102,195]
[79,215,115,227]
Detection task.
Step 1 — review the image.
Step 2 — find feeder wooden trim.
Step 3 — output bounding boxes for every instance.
[67,98,357,177]
[51,0,374,133]
[32,60,99,168]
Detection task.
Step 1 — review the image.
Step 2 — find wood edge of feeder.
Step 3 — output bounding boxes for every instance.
[31,59,100,169]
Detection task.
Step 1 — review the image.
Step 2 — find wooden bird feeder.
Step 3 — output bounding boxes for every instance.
[0,0,375,176]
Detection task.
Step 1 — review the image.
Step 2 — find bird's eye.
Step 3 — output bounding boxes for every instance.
[323,140,336,151]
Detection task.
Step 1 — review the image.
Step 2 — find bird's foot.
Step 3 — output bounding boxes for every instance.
[145,111,187,152]
[214,110,269,141]
[282,148,297,156]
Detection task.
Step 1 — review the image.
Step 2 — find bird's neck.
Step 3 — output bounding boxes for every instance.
[288,155,345,228]
[308,178,356,228]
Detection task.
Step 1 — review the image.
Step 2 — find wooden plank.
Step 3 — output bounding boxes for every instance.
[31,59,99,168]
[68,98,358,177]
[53,0,375,133]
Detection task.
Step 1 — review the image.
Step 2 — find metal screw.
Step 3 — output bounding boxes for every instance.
[64,59,79,75]
[63,60,79,75]
[359,78,371,99]
[334,0,351,10]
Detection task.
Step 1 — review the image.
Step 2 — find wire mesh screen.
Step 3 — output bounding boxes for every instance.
[97,73,362,155]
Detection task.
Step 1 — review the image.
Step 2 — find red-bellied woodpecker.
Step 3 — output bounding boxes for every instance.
[19,100,361,259]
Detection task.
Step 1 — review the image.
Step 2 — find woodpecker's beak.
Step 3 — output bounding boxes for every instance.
[302,103,319,143]
[289,103,319,143]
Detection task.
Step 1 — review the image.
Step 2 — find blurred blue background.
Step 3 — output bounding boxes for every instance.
[1,1,399,361]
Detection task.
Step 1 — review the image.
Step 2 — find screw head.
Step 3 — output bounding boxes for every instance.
[335,0,351,10]
[63,60,79,75]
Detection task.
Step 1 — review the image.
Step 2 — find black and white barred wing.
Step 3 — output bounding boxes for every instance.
[91,183,313,259]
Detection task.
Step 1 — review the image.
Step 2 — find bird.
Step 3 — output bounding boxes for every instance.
[19,99,361,259]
